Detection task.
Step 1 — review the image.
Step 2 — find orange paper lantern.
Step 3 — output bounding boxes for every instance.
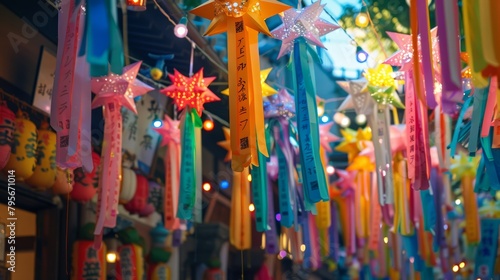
[116,244,144,279]
[0,101,15,169]
[3,111,37,180]
[25,122,57,190]
[71,240,107,280]
[71,152,101,202]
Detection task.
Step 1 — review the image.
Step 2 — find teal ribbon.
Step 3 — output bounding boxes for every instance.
[475,219,500,279]
[81,0,124,76]
[250,137,269,232]
[469,86,489,156]
[420,190,436,233]
[276,142,294,227]
[292,39,329,204]
[449,91,473,157]
[177,109,202,220]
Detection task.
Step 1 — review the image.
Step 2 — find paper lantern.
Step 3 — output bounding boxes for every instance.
[149,263,171,280]
[71,240,106,280]
[124,174,148,214]
[3,111,37,180]
[116,244,144,280]
[52,167,74,195]
[25,122,57,190]
[0,101,15,169]
[71,152,101,202]
[120,167,137,204]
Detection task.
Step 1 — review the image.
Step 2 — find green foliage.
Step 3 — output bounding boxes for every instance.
[339,0,437,62]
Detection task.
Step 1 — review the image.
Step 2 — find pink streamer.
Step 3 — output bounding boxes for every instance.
[406,71,417,180]
[308,213,321,270]
[52,0,81,168]
[368,174,382,251]
[417,0,437,109]
[345,192,357,256]
[482,76,497,137]
[94,102,122,248]
[164,141,180,230]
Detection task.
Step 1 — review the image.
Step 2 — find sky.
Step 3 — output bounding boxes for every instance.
[303,0,373,79]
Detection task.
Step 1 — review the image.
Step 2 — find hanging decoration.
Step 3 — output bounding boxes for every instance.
[3,111,37,181]
[71,152,101,203]
[191,0,290,171]
[124,174,149,215]
[147,224,171,280]
[52,167,74,195]
[271,1,338,205]
[25,122,57,190]
[52,0,93,172]
[0,101,15,170]
[363,63,403,205]
[71,224,107,280]
[116,228,145,280]
[217,127,252,248]
[265,88,297,228]
[91,61,153,247]
[154,115,181,230]
[160,68,219,220]
[119,167,137,204]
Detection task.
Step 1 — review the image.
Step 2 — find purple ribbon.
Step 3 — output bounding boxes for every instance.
[435,0,462,115]
[265,173,279,254]
[417,0,437,109]
[329,201,339,262]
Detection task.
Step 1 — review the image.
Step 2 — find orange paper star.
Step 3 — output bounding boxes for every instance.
[217,127,232,162]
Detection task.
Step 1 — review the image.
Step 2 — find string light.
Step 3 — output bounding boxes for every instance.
[106,252,117,263]
[452,265,459,273]
[355,114,367,125]
[249,203,255,212]
[276,213,281,221]
[326,165,335,175]
[356,46,368,63]
[203,119,214,131]
[220,180,229,189]
[455,199,461,205]
[300,244,306,252]
[203,183,211,192]
[153,119,163,128]
[174,16,188,38]
[383,236,388,244]
[247,174,252,182]
[459,262,465,269]
[340,116,351,128]
[355,13,369,28]
[126,0,147,11]
[321,115,330,123]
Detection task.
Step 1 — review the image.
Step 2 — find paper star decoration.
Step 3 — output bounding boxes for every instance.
[319,122,340,153]
[161,68,220,116]
[364,64,405,109]
[217,127,232,162]
[271,1,339,59]
[264,88,295,119]
[190,0,290,36]
[153,115,181,146]
[91,61,153,113]
[335,128,372,163]
[384,28,439,72]
[358,125,406,161]
[334,169,356,190]
[222,68,277,97]
[450,153,478,180]
[337,79,375,116]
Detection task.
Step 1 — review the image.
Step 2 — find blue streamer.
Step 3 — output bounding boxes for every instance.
[449,92,473,157]
[469,86,489,156]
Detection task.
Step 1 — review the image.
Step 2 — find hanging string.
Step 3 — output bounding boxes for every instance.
[361,0,388,60]
[151,0,228,75]
[189,42,195,77]
[120,0,131,65]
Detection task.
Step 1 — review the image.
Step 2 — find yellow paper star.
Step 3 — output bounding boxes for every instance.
[221,68,277,96]
[335,128,372,163]
[190,0,290,36]
[217,127,232,162]
[364,64,396,88]
[450,153,478,180]
[347,155,375,172]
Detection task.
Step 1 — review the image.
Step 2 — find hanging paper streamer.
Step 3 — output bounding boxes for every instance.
[416,0,437,108]
[230,168,252,250]
[450,154,481,244]
[474,219,500,279]
[364,64,403,205]
[153,116,181,230]
[191,0,289,171]
[91,62,153,247]
[80,0,124,76]
[160,69,219,220]
[435,0,462,113]
[462,0,488,87]
[265,169,279,254]
[271,2,338,204]
[52,0,93,172]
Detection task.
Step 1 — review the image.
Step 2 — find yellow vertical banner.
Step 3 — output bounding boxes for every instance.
[230,168,252,249]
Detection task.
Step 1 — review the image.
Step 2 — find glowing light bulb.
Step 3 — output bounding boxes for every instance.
[452,265,459,273]
[153,119,163,128]
[106,252,117,263]
[356,46,368,63]
[321,115,330,123]
[355,13,369,28]
[247,174,252,182]
[276,213,281,221]
[220,180,229,189]
[317,104,325,116]
[455,199,461,205]
[326,165,335,175]
[203,183,211,192]
[459,262,465,269]
[300,244,306,252]
[383,236,388,244]
[203,119,214,131]
[174,17,188,38]
[334,112,346,124]
[249,203,255,212]
[355,114,367,125]
[340,116,351,128]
